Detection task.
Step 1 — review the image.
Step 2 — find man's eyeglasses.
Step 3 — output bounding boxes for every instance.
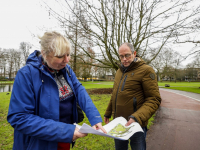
[119,54,132,59]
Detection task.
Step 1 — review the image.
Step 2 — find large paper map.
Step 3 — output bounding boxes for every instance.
[75,117,143,140]
[107,123,132,137]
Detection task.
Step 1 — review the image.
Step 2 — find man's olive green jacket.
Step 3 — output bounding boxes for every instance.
[104,58,161,127]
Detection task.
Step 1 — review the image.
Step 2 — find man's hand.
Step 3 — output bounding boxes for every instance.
[92,122,107,134]
[125,118,136,126]
[73,127,87,141]
[104,117,109,124]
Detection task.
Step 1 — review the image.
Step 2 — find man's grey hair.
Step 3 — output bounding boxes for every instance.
[120,42,135,53]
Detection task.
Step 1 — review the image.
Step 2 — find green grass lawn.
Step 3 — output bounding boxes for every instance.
[158,81,200,87]
[0,92,13,150]
[81,81,200,94]
[0,81,14,84]
[158,81,200,94]
[1,81,199,149]
[0,86,154,150]
[80,81,114,89]
[74,94,116,150]
[0,92,154,150]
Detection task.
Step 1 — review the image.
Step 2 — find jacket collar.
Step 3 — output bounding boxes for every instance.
[118,57,146,73]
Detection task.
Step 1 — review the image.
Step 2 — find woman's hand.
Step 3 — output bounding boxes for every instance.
[92,122,107,134]
[72,127,87,141]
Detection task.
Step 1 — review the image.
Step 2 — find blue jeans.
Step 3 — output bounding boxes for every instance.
[114,127,147,150]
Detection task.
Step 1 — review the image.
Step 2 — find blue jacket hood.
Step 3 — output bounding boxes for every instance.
[26,50,42,68]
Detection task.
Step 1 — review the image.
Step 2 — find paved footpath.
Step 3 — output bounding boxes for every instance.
[146,88,200,150]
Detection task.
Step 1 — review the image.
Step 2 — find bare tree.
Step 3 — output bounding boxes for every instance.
[176,15,200,57]
[19,42,32,65]
[150,47,183,81]
[175,69,186,81]
[43,0,200,71]
[172,51,183,82]
[66,2,93,74]
[66,1,80,74]
[150,50,164,81]
[183,53,200,81]
[185,63,198,81]
[0,48,7,77]
[13,51,22,75]
[0,48,22,79]
[150,48,174,81]
[6,49,18,79]
[192,53,200,68]
[78,47,96,81]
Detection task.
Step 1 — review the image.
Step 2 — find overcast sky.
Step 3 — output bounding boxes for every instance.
[0,0,59,51]
[0,0,199,66]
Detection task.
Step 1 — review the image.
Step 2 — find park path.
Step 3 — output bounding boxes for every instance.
[146,88,200,150]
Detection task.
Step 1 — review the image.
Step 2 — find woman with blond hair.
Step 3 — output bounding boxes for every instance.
[7,31,106,150]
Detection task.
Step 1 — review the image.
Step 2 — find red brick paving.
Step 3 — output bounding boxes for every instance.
[160,89,200,111]
[146,89,200,150]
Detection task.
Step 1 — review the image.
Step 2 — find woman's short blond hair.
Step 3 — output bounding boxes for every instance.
[39,31,71,56]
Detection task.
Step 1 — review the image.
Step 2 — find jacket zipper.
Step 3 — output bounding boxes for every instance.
[114,72,125,118]
[133,97,137,112]
[121,75,127,91]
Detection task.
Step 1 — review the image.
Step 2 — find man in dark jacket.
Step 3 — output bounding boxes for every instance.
[104,43,161,150]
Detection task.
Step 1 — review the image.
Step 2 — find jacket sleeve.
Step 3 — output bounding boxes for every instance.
[7,67,75,143]
[132,66,161,125]
[67,66,102,126]
[104,71,119,118]
[104,95,113,118]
